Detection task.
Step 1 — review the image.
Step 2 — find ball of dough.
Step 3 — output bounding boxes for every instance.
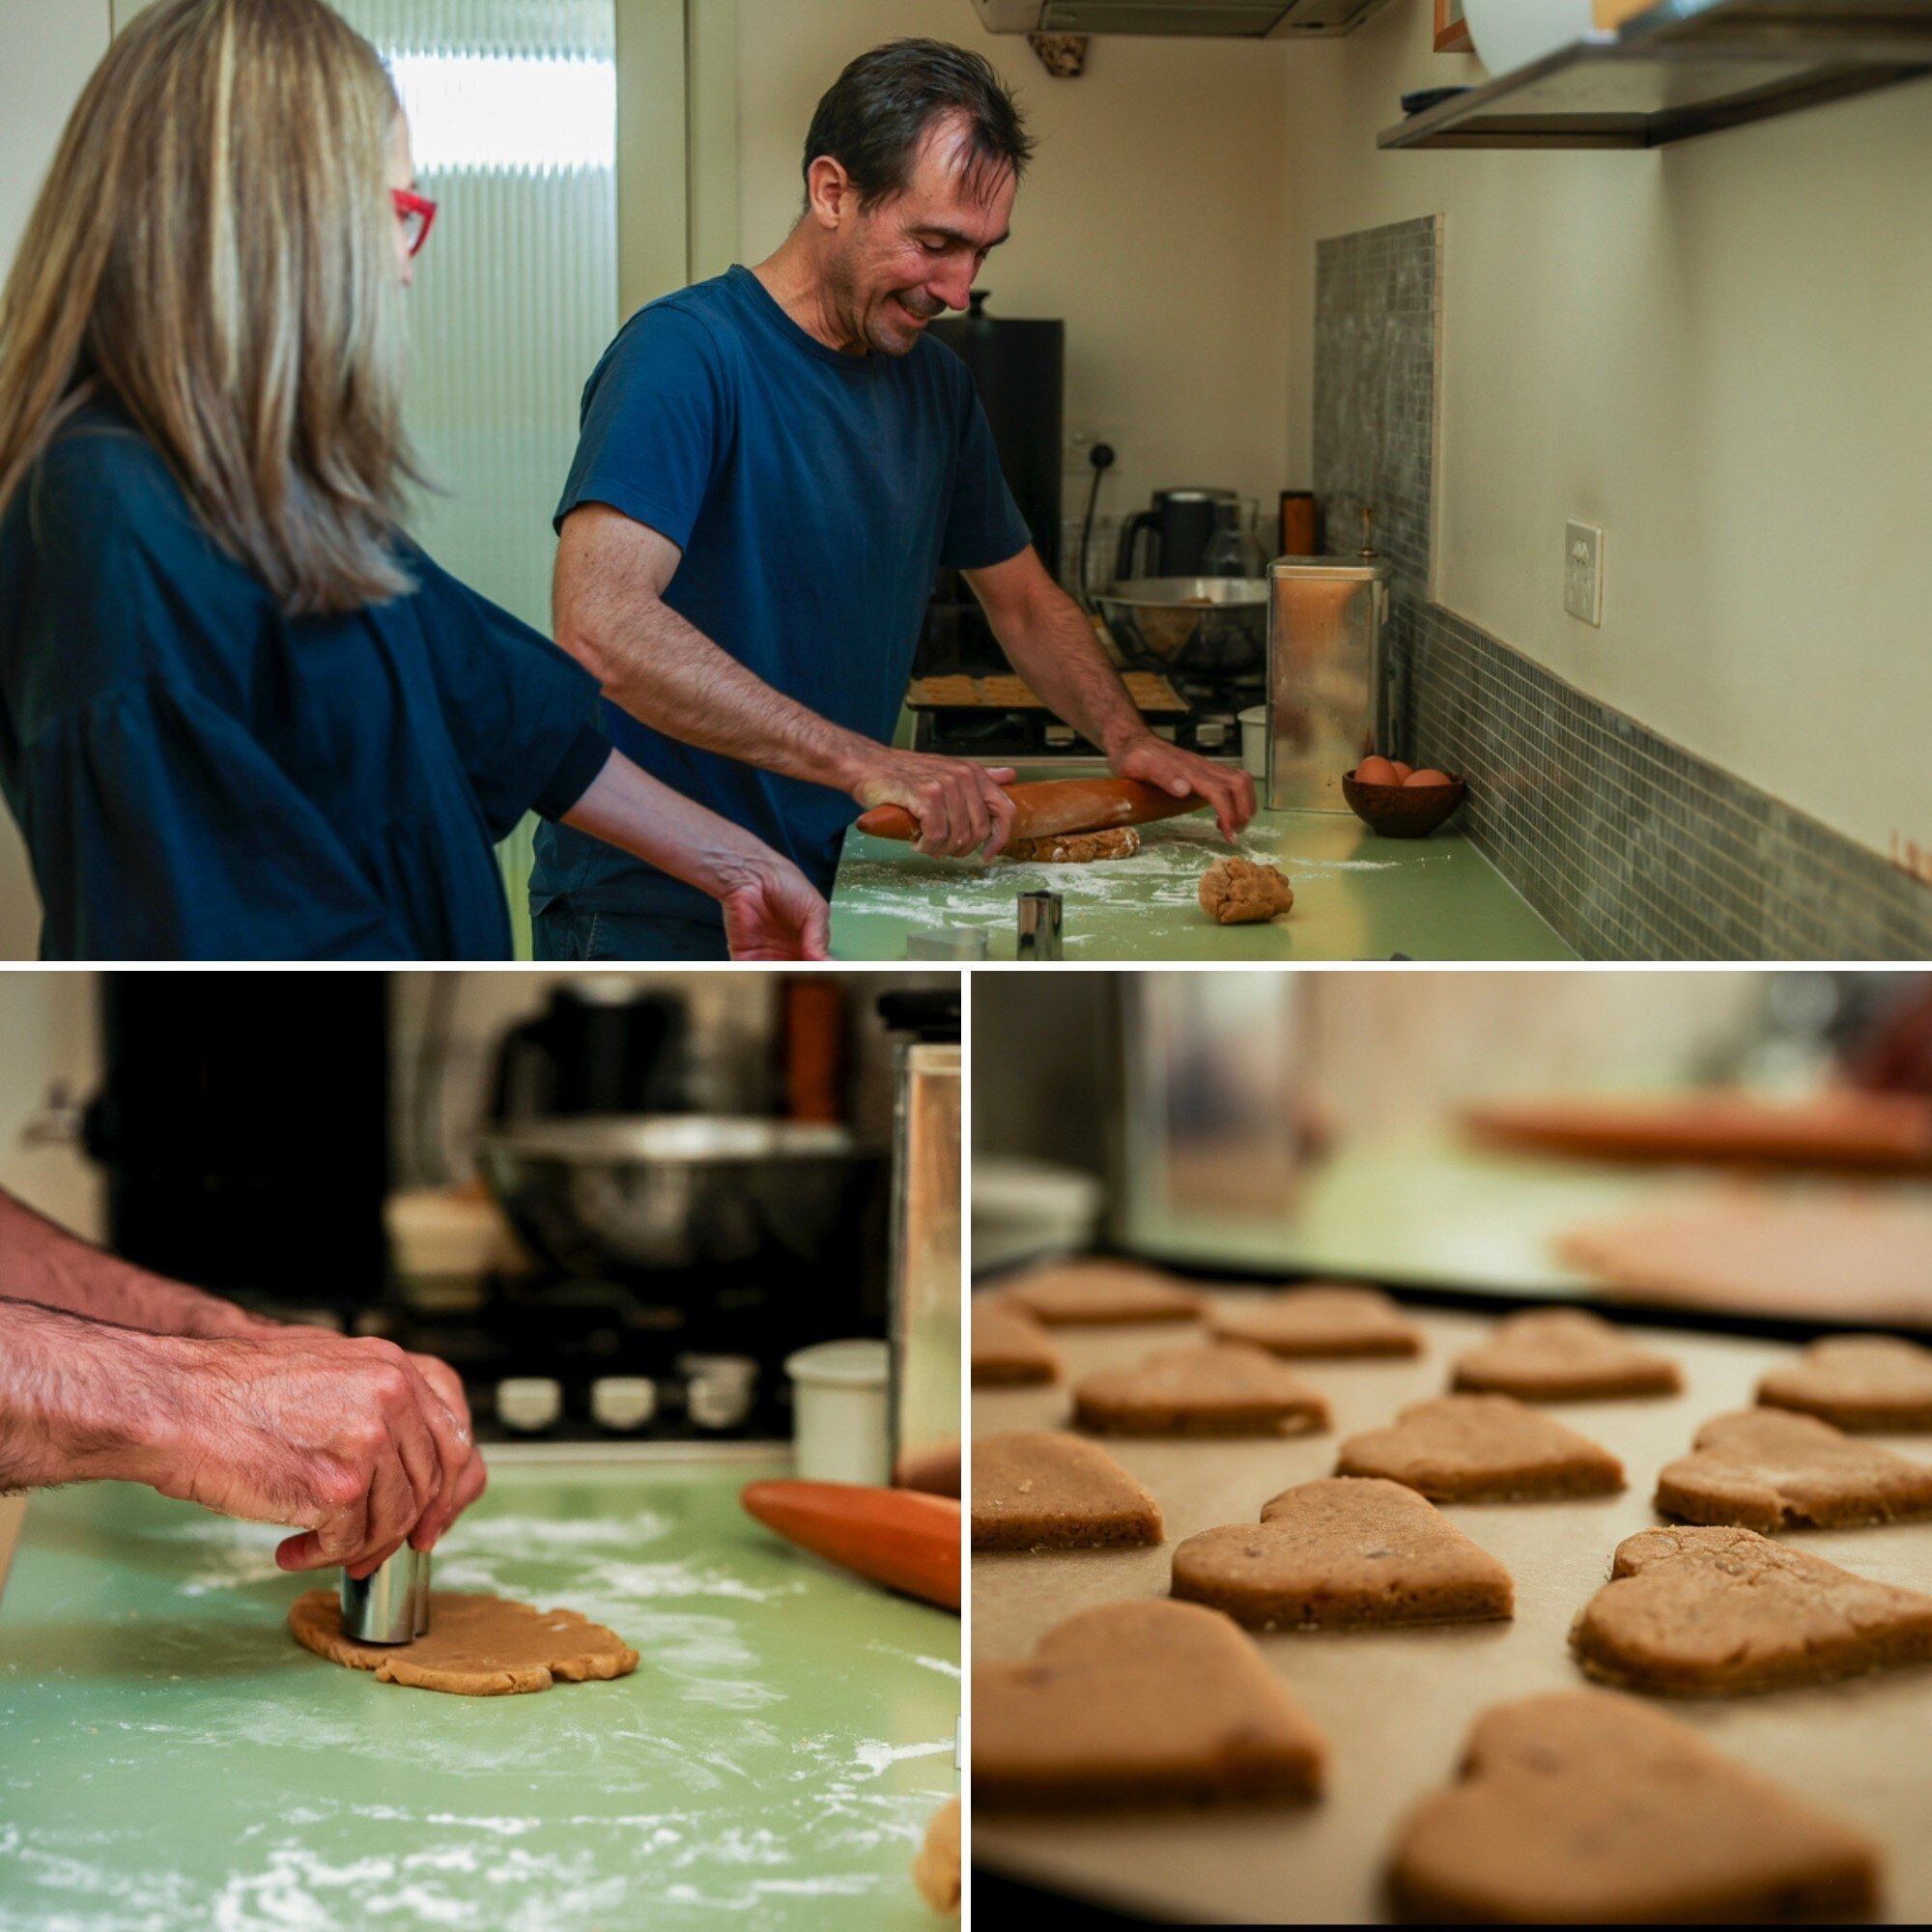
[1198,857,1294,925]
[913,1794,960,1916]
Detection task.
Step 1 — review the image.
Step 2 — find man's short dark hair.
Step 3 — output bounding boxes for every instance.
[803,39,1034,211]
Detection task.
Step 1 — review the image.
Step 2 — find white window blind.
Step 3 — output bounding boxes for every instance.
[333,0,619,953]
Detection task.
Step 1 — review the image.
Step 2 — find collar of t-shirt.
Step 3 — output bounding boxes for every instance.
[726,264,895,378]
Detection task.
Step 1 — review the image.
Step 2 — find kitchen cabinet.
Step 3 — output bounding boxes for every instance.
[1385,0,1932,151]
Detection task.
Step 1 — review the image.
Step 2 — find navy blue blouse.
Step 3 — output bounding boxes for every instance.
[0,404,610,959]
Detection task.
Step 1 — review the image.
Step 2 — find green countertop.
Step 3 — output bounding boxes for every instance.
[830,781,1571,962]
[0,1454,957,1931]
[1063,1132,1932,1325]
[1115,1137,1687,1297]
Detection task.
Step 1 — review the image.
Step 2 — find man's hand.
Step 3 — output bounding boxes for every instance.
[852,752,1020,860]
[1110,733,1257,843]
[141,1331,481,1579]
[405,1351,489,1548]
[720,862,834,961]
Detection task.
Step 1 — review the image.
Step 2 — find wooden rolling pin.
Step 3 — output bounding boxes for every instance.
[855,776,1205,845]
[740,1480,959,1611]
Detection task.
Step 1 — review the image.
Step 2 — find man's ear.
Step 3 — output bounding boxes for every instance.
[804,155,854,232]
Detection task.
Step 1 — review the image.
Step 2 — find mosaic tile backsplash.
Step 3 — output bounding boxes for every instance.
[1314,217,1932,960]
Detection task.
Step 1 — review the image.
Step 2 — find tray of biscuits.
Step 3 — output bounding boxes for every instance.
[971,1257,1932,1923]
[908,672,1187,716]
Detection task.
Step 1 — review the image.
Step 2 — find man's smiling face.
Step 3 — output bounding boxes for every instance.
[824,112,1017,356]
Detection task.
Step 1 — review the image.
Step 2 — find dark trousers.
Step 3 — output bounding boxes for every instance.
[531,900,730,962]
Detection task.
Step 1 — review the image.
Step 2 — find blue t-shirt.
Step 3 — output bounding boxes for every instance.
[0,401,610,960]
[532,265,1031,925]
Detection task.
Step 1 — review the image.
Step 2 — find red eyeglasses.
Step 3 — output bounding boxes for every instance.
[391,187,438,258]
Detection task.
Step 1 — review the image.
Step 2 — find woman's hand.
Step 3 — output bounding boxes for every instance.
[721,862,833,961]
[562,752,832,958]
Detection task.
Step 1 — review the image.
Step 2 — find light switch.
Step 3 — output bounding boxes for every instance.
[1565,521,1604,626]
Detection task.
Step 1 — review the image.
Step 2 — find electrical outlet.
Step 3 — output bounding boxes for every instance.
[1564,521,1604,626]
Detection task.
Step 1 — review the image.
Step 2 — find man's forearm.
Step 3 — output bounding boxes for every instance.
[570,596,883,795]
[0,1190,267,1342]
[0,1299,187,1493]
[986,582,1149,757]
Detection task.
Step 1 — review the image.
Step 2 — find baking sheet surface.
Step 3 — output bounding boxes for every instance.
[972,1304,1932,1924]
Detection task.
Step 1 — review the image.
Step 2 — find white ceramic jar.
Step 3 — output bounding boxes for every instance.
[785,1339,891,1486]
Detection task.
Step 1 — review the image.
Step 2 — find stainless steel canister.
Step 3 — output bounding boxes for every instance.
[1265,556,1392,811]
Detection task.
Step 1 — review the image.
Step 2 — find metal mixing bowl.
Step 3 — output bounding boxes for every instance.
[472,1116,879,1280]
[1091,577,1268,676]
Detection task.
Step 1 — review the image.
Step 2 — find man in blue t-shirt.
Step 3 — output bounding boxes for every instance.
[532,38,1254,960]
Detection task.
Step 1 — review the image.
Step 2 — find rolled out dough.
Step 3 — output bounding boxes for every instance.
[913,1794,960,1916]
[288,1589,639,1696]
[1004,827,1140,864]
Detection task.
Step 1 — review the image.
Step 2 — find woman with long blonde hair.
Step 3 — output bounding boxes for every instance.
[0,0,828,961]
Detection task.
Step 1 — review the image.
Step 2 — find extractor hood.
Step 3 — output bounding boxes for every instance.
[970,0,1389,37]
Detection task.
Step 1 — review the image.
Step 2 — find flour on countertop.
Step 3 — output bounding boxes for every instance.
[5,1490,955,1932]
[840,816,1430,931]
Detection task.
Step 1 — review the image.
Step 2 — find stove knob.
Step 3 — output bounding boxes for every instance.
[590,1376,657,1433]
[679,1354,757,1432]
[496,1377,562,1434]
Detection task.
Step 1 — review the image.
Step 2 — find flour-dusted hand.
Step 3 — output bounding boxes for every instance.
[407,1350,490,1546]
[1111,733,1255,842]
[142,1330,476,1578]
[852,751,1020,860]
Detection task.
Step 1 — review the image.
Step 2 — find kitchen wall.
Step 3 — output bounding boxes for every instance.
[733,0,1295,530]
[0,973,104,1237]
[392,969,952,1188]
[973,969,1770,1170]
[0,2,115,958]
[1279,1,1932,870]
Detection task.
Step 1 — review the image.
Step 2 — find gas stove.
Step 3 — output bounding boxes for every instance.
[905,666,1261,767]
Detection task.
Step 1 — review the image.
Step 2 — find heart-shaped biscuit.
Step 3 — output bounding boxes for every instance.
[1572,1524,1932,1695]
[1757,1334,1932,1432]
[972,1298,1061,1386]
[975,1598,1326,1807]
[1171,1476,1513,1629]
[1389,1690,1882,1922]
[1655,1408,1932,1530]
[1211,1284,1421,1358]
[1452,1309,1681,1402]
[1336,1395,1624,1502]
[1073,1343,1330,1437]
[972,1430,1163,1550]
[996,1258,1204,1325]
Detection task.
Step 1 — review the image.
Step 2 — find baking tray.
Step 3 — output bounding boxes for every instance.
[972,1300,1932,1924]
[909,672,1187,716]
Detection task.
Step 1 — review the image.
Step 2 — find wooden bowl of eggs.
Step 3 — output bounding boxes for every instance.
[1342,755,1466,838]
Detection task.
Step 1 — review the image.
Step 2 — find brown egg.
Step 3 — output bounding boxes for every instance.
[1404,768,1454,788]
[1389,761,1414,781]
[1354,755,1400,787]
